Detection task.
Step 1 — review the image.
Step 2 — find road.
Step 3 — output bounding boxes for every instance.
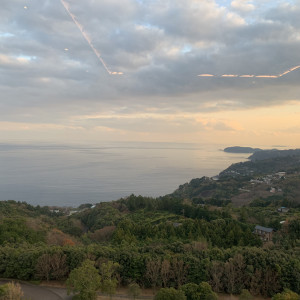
[0,280,72,300]
[0,280,155,299]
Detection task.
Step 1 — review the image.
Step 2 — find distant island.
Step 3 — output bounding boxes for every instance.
[223,146,262,153]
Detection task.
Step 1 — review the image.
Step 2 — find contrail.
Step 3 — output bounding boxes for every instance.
[60,0,123,75]
[198,65,300,78]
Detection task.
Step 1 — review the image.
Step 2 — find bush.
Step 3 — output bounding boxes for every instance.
[155,287,186,300]
[272,289,299,300]
[0,282,24,300]
[181,282,217,300]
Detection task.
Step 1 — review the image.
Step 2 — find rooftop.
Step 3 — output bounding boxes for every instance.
[255,225,274,233]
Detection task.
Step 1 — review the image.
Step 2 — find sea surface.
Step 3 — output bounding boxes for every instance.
[0,142,250,207]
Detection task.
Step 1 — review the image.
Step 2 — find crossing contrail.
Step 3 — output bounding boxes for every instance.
[198,65,300,78]
[60,0,123,75]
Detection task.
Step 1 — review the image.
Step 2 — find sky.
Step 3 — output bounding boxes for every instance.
[1,0,300,147]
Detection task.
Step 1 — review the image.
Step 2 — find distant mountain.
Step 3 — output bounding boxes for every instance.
[224,146,262,153]
[249,149,300,161]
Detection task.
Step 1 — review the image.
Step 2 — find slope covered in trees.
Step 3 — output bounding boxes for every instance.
[0,154,300,299]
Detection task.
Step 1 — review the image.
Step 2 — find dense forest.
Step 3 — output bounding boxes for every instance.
[0,153,300,299]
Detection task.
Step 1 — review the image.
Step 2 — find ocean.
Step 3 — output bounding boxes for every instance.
[0,142,250,207]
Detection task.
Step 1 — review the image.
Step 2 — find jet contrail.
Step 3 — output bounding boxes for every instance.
[198,65,300,78]
[60,0,123,75]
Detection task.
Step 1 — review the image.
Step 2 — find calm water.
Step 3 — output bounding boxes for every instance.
[0,142,250,207]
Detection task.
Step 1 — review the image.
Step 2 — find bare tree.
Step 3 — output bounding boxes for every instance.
[224,260,235,294]
[224,254,246,294]
[160,259,171,288]
[171,258,188,288]
[36,254,52,281]
[36,253,68,281]
[209,261,224,293]
[50,253,68,280]
[145,259,161,290]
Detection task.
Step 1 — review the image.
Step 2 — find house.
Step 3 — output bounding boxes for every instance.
[254,225,274,241]
[277,207,289,213]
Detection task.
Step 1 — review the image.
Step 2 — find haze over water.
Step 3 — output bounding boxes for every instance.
[0,142,251,207]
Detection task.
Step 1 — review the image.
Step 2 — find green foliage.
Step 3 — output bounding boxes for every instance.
[0,163,299,300]
[180,283,199,300]
[57,218,84,237]
[0,286,6,297]
[155,287,186,300]
[288,218,300,239]
[77,202,123,232]
[272,289,300,300]
[181,282,217,300]
[0,200,53,218]
[0,218,45,244]
[197,282,218,300]
[99,261,119,298]
[66,259,101,300]
[239,289,254,300]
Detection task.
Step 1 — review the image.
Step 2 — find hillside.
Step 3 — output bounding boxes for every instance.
[249,148,300,161]
[171,153,300,206]
[0,153,299,299]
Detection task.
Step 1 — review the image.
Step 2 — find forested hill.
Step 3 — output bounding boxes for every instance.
[171,154,300,206]
[0,153,300,299]
[220,153,300,177]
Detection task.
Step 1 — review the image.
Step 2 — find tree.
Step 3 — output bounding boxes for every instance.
[161,259,171,288]
[180,283,200,300]
[127,283,141,300]
[145,259,161,290]
[36,252,68,281]
[209,261,224,293]
[66,260,101,300]
[99,261,119,299]
[35,254,52,281]
[155,288,186,300]
[50,252,68,280]
[224,254,246,294]
[172,258,188,288]
[197,282,218,300]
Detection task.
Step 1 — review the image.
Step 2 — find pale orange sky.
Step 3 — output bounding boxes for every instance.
[1,101,299,148]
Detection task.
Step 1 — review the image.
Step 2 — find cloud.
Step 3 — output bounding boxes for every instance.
[231,0,255,12]
[0,0,300,140]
